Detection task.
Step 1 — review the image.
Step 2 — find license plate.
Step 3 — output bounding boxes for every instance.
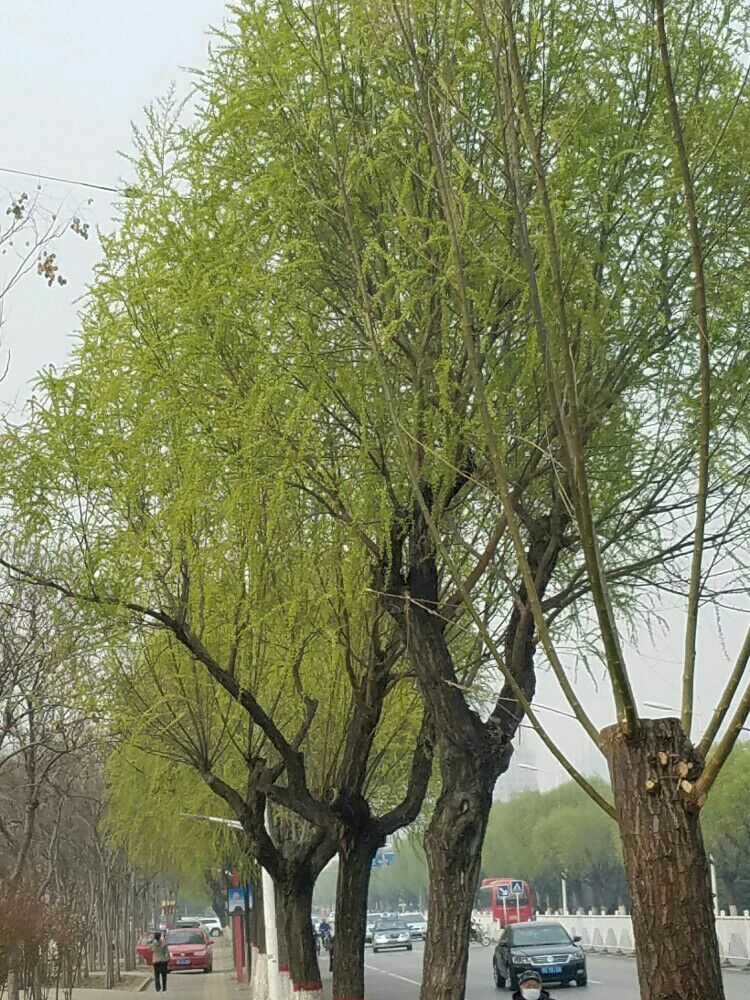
[541,965,562,975]
[177,959,191,966]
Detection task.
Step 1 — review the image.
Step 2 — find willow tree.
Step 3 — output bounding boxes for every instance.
[3,4,749,1000]
[360,1,749,998]
[0,131,431,995]
[163,4,750,999]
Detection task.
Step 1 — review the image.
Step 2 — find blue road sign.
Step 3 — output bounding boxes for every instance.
[228,886,245,914]
[372,848,395,869]
[497,884,510,898]
[511,880,524,895]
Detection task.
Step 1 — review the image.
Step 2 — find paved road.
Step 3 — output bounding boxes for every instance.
[359,942,749,999]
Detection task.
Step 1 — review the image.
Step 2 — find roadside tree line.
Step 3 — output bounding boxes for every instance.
[1,3,749,1000]
[316,744,750,919]
[0,586,175,998]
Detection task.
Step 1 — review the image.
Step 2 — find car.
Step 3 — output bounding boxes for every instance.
[372,917,412,953]
[401,912,427,940]
[365,912,383,944]
[136,931,157,964]
[166,928,214,974]
[492,921,587,990]
[198,915,223,937]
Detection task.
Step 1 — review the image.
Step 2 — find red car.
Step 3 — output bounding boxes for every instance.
[136,932,157,964]
[166,928,213,973]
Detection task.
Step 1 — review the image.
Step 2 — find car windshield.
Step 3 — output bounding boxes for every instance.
[376,920,407,931]
[167,931,204,945]
[402,914,423,922]
[512,925,570,947]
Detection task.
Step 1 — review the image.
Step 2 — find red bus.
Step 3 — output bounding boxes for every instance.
[475,878,533,927]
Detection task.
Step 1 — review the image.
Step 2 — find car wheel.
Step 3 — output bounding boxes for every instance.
[373,948,379,954]
[493,963,505,990]
[577,972,588,987]
[508,971,519,992]
[407,945,413,952]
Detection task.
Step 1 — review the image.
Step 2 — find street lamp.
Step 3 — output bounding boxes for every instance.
[708,855,720,918]
[181,811,280,1000]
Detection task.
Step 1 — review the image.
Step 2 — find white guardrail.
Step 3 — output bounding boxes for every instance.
[473,910,750,969]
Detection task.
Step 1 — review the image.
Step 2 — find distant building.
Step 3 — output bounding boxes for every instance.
[494,738,539,801]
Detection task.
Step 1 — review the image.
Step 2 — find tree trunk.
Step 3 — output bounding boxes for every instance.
[7,967,20,1000]
[382,509,556,1000]
[420,747,493,1000]
[332,828,382,1000]
[281,872,322,998]
[602,718,725,1000]
[275,885,291,1000]
[251,877,267,1000]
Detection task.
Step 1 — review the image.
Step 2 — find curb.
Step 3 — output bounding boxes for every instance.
[138,978,153,993]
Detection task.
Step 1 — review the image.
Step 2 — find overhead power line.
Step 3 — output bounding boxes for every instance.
[0,165,119,194]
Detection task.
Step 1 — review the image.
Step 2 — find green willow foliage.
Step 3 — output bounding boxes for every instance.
[0,0,748,871]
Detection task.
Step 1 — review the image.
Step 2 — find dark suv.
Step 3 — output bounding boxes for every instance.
[492,921,587,989]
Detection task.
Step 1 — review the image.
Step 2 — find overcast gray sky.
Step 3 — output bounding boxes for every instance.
[1,2,747,793]
[0,1,225,408]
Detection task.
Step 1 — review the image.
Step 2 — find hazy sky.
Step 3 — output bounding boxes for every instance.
[1,2,747,793]
[0,1,225,408]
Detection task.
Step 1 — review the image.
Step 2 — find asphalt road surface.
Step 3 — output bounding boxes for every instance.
[360,942,749,999]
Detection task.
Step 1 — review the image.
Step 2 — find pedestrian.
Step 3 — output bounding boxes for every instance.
[512,969,554,1000]
[151,931,170,993]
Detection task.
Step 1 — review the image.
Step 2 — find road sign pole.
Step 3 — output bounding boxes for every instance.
[232,869,244,983]
[243,884,252,983]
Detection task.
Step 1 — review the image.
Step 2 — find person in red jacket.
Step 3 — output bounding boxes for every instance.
[512,968,556,1000]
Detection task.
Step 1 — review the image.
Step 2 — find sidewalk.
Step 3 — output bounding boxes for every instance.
[70,943,233,1000]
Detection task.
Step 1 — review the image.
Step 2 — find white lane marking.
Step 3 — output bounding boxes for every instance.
[588,980,602,984]
[365,963,421,987]
[387,973,421,986]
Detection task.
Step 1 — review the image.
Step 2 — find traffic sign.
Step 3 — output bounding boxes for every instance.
[228,886,245,915]
[497,884,510,898]
[511,880,523,895]
[372,848,395,869]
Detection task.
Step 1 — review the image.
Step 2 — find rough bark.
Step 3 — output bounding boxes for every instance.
[421,744,494,1000]
[275,884,290,999]
[389,507,559,1000]
[602,718,725,1000]
[332,827,383,1000]
[281,870,321,994]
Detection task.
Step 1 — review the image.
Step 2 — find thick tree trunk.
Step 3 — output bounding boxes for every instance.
[281,872,322,998]
[602,718,725,1000]
[420,748,493,1000]
[332,829,381,1000]
[250,875,267,1000]
[275,885,291,1000]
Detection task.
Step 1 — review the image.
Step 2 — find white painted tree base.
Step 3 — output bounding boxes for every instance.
[251,950,269,1000]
